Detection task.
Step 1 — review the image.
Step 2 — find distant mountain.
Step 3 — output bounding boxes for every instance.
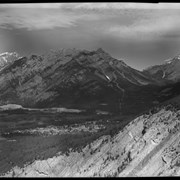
[2,49,180,178]
[143,55,180,84]
[2,48,180,114]
[0,48,159,114]
[0,52,20,69]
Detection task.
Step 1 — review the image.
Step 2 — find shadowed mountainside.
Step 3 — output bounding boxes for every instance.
[0,48,161,114]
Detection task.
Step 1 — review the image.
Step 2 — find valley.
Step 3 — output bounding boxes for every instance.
[2,104,180,177]
[0,107,134,175]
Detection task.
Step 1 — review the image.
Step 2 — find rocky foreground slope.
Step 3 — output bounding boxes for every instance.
[3,105,180,177]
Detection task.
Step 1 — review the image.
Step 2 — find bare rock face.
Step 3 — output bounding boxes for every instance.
[0,48,156,113]
[3,105,180,177]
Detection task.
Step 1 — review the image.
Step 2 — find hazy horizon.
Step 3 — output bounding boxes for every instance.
[1,3,180,70]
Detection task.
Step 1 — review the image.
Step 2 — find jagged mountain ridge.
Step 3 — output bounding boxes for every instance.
[143,55,180,83]
[0,48,157,113]
[0,52,20,70]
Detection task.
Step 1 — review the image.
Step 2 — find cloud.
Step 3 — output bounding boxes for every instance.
[1,3,180,10]
[105,12,180,41]
[1,3,180,71]
[60,3,180,10]
[0,3,180,38]
[0,10,74,30]
[0,7,100,30]
[0,3,63,9]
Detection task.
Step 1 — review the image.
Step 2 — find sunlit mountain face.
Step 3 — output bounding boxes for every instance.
[144,55,180,83]
[0,52,20,69]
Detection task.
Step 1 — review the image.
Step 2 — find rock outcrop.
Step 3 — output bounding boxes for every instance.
[3,105,180,177]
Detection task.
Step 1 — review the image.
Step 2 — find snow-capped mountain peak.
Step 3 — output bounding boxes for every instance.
[144,53,180,83]
[0,52,18,56]
[164,58,173,64]
[0,52,20,69]
[174,54,180,60]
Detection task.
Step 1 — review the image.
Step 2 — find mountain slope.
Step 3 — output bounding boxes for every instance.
[3,105,180,177]
[0,48,157,114]
[2,49,180,177]
[143,55,180,84]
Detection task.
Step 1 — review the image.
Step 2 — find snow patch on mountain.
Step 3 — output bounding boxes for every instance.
[0,104,23,110]
[0,52,20,69]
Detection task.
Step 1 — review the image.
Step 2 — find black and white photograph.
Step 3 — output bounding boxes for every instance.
[0,2,180,177]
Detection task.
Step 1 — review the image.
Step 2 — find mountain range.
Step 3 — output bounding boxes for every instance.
[1,48,180,177]
[1,48,180,115]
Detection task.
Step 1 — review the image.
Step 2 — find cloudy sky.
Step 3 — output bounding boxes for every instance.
[1,3,180,70]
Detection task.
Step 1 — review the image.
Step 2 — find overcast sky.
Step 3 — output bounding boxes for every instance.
[1,3,180,70]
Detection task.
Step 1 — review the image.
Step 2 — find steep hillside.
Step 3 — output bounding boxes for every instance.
[1,49,180,177]
[0,48,157,114]
[143,55,180,84]
[3,105,180,177]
